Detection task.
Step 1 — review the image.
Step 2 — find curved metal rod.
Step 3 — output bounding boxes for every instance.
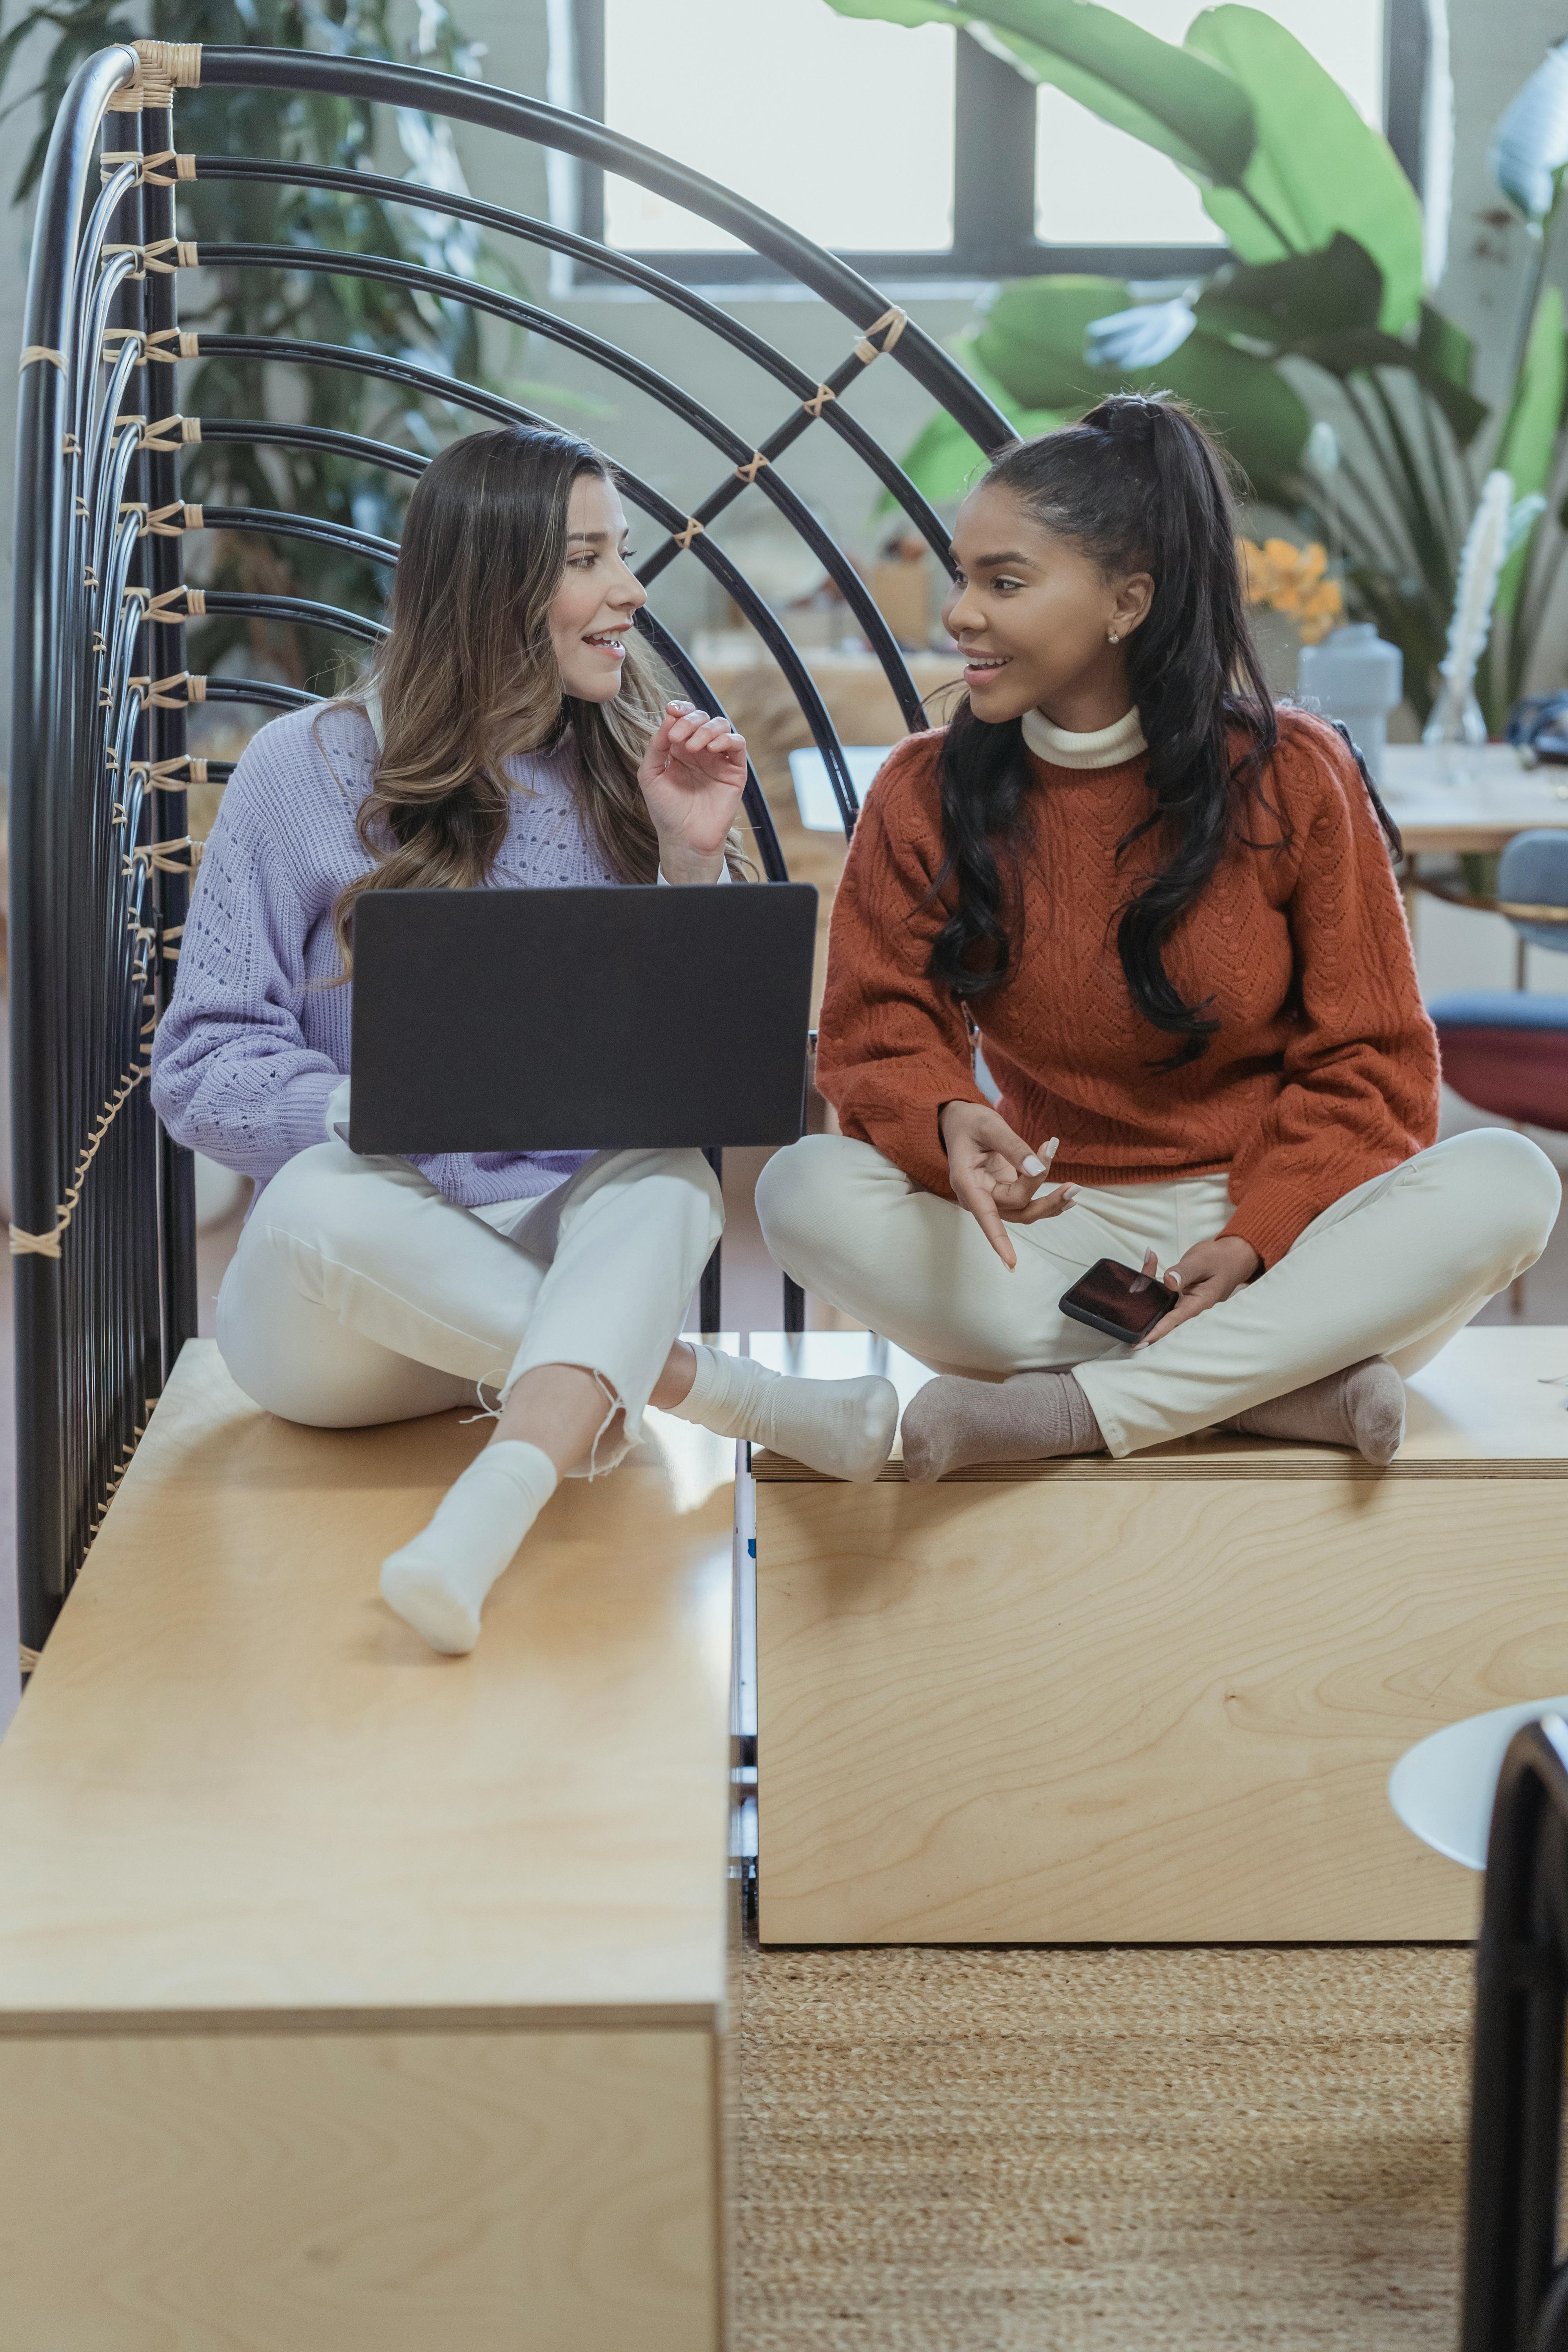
[197,417,425,479]
[194,243,924,730]
[9,40,142,1639]
[197,589,387,645]
[633,607,786,886]
[195,46,1015,453]
[194,506,399,568]
[1463,1716,1568,2352]
[202,677,320,713]
[189,154,957,567]
[196,336,864,834]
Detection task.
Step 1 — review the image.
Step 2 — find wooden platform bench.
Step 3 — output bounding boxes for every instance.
[0,1343,738,2352]
[750,1327,1568,1947]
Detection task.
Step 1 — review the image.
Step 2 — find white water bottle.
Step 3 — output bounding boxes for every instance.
[1296,623,1403,784]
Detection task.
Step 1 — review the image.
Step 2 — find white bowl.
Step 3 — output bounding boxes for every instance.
[1388,1700,1568,1869]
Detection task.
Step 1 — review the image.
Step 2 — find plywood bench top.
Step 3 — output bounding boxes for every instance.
[0,1343,735,2033]
[750,1326,1568,1480]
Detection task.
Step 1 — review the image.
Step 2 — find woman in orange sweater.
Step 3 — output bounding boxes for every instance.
[756,395,1560,1476]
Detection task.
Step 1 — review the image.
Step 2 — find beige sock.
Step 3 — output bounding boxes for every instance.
[900,1370,1103,1483]
[1222,1357,1405,1466]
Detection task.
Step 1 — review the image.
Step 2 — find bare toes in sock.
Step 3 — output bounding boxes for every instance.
[901,1370,1103,1484]
[1226,1357,1405,1466]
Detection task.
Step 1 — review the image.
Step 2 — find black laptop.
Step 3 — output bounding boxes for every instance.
[347,882,819,1156]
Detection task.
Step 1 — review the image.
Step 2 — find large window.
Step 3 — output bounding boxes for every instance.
[559,0,1429,287]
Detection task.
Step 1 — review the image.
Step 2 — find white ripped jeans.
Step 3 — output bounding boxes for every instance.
[755,1126,1561,1458]
[216,1139,724,1474]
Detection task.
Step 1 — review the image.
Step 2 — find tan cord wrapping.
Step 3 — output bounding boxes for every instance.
[139,413,200,452]
[18,1646,40,1675]
[19,344,66,373]
[105,39,202,111]
[146,327,198,361]
[803,383,835,418]
[9,1059,149,1258]
[132,673,205,710]
[130,753,208,787]
[140,586,205,623]
[162,921,184,962]
[62,432,79,456]
[100,148,194,187]
[122,500,202,536]
[674,517,704,549]
[735,451,769,484]
[102,325,145,364]
[129,833,202,874]
[105,239,197,276]
[853,305,909,365]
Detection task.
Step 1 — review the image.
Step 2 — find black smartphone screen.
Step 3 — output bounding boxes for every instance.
[1058,1257,1177,1339]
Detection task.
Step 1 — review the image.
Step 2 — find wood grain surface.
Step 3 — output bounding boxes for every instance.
[750,1326,1568,1477]
[0,1343,737,2028]
[0,2025,719,2352]
[754,1464,1567,1943]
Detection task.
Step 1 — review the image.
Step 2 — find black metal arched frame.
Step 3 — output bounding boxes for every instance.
[9,38,1013,1651]
[1461,1715,1568,2352]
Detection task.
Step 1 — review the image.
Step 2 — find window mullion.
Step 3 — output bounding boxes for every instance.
[952,31,1038,276]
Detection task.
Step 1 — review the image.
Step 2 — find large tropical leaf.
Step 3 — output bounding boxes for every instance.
[1184,7,1423,333]
[963,276,1310,502]
[1195,234,1382,346]
[1494,285,1568,623]
[971,276,1130,410]
[1154,334,1310,501]
[824,0,1255,184]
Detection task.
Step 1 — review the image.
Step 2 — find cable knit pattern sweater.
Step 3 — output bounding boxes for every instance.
[150,701,615,1208]
[815,707,1440,1269]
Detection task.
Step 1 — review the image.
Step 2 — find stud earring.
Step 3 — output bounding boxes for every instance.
[1107,629,1120,644]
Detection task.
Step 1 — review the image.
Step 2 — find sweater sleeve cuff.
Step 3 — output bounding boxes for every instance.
[875,1081,990,1201]
[269,1068,345,1158]
[1219,1180,1320,1270]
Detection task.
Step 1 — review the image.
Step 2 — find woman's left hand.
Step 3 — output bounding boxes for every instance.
[1135,1234,1261,1347]
[638,699,748,883]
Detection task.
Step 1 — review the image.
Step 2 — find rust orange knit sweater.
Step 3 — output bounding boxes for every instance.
[815,708,1439,1269]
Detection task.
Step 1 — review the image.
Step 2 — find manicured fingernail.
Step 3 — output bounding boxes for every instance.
[1062,1185,1077,1201]
[1044,1136,1059,1158]
[1021,1154,1045,1176]
[1168,1271,1181,1289]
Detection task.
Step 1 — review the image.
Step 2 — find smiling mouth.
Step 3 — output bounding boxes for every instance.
[962,652,1010,674]
[584,632,625,653]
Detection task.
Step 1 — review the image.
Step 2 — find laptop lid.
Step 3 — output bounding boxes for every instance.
[347,882,819,1155]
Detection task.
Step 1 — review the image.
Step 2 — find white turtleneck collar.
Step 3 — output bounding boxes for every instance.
[1020,704,1145,769]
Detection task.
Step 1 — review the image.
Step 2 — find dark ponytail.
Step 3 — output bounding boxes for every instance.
[930,394,1281,1069]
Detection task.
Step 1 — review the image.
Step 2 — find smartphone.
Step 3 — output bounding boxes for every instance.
[1058,1257,1178,1344]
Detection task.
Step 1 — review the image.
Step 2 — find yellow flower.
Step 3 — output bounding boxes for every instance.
[1237,537,1338,637]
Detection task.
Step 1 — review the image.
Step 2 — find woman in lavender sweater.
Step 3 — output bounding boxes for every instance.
[151,427,897,1653]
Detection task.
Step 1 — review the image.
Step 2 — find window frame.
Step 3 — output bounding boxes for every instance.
[559,0,1430,290]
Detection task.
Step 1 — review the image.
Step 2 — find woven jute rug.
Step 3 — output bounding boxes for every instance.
[737,1939,1474,2350]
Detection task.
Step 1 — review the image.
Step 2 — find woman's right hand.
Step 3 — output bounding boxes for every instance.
[939,1100,1075,1270]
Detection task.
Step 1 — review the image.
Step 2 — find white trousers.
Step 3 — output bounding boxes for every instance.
[755,1127,1561,1458]
[216,1140,724,1473]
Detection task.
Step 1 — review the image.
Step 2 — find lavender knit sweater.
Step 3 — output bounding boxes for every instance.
[150,700,615,1209]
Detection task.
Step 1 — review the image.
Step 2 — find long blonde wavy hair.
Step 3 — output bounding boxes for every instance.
[329,425,730,974]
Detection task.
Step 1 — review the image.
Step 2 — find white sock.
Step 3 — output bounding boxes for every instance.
[668,1344,897,1483]
[379,1439,559,1655]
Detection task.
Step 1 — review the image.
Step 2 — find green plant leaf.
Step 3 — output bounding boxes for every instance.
[971,276,1131,410]
[1185,6,1424,333]
[1153,335,1311,501]
[1195,233,1382,345]
[1494,285,1568,621]
[824,0,1255,183]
